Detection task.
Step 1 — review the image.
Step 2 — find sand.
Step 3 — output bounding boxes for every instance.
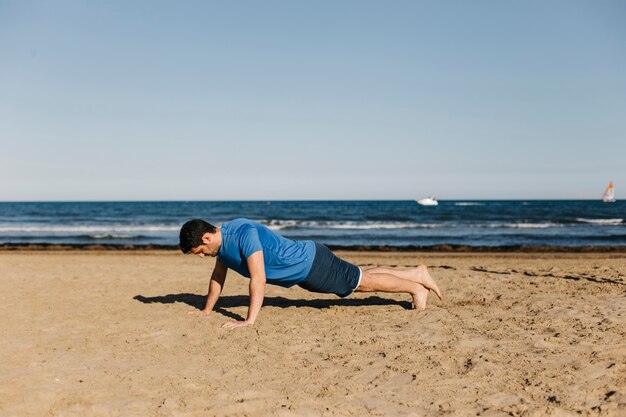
[0,250,624,416]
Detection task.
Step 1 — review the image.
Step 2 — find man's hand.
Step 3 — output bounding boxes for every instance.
[187,309,211,317]
[221,320,253,329]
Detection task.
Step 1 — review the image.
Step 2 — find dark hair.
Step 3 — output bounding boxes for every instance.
[179,219,217,253]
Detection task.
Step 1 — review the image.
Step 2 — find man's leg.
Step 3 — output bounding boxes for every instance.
[364,265,442,300]
[355,270,431,310]
[354,265,442,310]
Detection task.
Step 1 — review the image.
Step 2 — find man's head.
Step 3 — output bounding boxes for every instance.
[179,219,221,257]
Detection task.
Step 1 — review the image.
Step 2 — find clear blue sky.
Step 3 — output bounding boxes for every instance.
[1,0,624,201]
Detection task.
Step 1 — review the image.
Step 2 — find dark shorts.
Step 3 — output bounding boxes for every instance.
[298,242,362,298]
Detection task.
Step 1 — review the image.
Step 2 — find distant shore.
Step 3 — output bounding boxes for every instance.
[1,242,626,252]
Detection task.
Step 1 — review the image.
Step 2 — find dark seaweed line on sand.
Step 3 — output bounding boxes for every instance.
[1,243,626,253]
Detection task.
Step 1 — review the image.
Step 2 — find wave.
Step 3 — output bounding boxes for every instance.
[0,225,179,233]
[487,223,561,229]
[258,219,444,230]
[454,202,484,206]
[576,218,623,225]
[260,220,298,230]
[581,234,626,241]
[325,222,444,230]
[86,234,144,240]
[0,234,150,243]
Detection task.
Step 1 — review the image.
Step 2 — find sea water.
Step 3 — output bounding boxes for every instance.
[0,200,624,247]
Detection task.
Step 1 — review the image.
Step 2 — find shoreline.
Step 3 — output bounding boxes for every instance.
[1,242,626,253]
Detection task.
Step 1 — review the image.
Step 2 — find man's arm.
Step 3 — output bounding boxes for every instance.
[188,259,228,317]
[221,250,266,329]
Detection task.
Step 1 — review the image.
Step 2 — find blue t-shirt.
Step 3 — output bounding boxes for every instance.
[217,218,316,288]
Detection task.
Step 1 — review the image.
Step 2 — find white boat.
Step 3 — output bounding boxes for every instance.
[602,181,616,203]
[417,197,438,206]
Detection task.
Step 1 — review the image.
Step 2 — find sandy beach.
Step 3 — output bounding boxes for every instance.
[0,250,624,416]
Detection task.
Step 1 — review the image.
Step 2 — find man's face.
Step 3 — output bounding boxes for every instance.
[190,232,220,257]
[190,244,214,258]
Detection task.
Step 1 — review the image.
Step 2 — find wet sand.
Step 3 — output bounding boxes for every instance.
[0,250,624,416]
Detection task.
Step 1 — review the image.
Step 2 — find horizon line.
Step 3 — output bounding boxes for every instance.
[0,198,617,203]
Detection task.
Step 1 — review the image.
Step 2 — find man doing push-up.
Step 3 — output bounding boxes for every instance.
[179,218,442,329]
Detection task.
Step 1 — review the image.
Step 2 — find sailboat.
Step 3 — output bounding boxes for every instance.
[602,181,616,203]
[417,197,438,206]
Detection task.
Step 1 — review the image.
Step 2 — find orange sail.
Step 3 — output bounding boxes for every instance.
[602,181,616,203]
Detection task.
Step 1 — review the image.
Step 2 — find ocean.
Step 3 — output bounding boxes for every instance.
[0,200,624,248]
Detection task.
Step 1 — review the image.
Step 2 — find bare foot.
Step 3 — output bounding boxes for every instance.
[414,265,443,300]
[411,284,429,310]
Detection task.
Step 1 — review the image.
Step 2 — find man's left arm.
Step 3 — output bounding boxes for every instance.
[221,250,266,329]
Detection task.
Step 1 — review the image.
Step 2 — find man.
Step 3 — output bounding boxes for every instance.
[179,218,442,329]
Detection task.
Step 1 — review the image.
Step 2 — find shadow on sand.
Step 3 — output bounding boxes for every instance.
[134,293,411,320]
